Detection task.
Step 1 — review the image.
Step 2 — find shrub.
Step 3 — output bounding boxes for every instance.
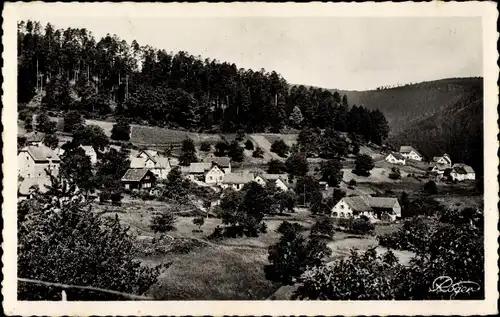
[200,142,211,152]
[111,118,131,141]
[350,218,375,235]
[348,179,357,187]
[276,221,304,235]
[389,172,401,180]
[353,154,374,176]
[150,210,176,233]
[245,139,254,150]
[192,216,205,231]
[310,216,335,238]
[270,139,290,157]
[252,147,264,158]
[424,180,438,194]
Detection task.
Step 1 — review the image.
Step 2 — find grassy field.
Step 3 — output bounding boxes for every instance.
[95,199,410,300]
[262,133,298,147]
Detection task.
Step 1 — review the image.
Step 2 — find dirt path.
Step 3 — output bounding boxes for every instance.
[249,134,283,161]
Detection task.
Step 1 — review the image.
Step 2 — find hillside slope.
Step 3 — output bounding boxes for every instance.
[336,77,483,135]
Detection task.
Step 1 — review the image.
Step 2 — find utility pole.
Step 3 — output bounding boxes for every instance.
[303,183,306,207]
[36,57,39,93]
[126,74,129,101]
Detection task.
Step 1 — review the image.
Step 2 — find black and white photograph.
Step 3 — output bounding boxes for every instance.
[2,2,498,316]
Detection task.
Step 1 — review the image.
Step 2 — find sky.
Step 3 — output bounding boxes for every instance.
[19,15,483,91]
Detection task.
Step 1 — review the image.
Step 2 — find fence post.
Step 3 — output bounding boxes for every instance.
[61,290,67,301]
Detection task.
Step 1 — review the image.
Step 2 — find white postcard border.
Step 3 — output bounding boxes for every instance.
[2,2,499,316]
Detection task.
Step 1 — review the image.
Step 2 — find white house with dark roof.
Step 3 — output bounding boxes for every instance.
[331,196,401,221]
[450,164,475,181]
[385,152,406,165]
[254,173,290,191]
[399,146,423,161]
[18,144,60,179]
[432,153,452,166]
[221,172,255,191]
[130,149,171,179]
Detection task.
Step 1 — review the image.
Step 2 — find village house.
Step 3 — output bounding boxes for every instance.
[203,156,231,174]
[254,173,290,191]
[24,131,46,146]
[17,177,52,201]
[221,172,255,191]
[432,153,452,166]
[130,149,171,179]
[385,152,406,165]
[430,164,450,178]
[18,144,60,179]
[121,168,157,190]
[331,196,401,222]
[449,164,475,181]
[58,145,98,165]
[399,146,423,161]
[205,165,225,184]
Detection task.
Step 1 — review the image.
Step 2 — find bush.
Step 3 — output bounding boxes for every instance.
[348,179,357,187]
[192,216,205,231]
[245,139,254,150]
[350,218,375,235]
[215,141,228,156]
[252,147,264,158]
[424,180,438,194]
[277,221,304,235]
[200,142,211,152]
[270,139,290,157]
[150,210,176,233]
[310,216,335,238]
[111,118,131,141]
[389,172,401,180]
[353,154,374,176]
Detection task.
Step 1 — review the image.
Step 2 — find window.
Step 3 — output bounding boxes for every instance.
[340,204,344,209]
[340,212,345,218]
[209,176,213,181]
[332,212,338,217]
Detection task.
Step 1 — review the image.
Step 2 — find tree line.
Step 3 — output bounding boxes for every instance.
[18,20,389,140]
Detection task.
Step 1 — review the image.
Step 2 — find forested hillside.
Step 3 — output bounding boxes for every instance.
[17,20,388,142]
[390,86,483,177]
[337,77,483,134]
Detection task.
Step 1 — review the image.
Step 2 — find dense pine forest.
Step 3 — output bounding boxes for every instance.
[17,20,389,143]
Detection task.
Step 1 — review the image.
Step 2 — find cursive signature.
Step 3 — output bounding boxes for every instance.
[429,276,480,299]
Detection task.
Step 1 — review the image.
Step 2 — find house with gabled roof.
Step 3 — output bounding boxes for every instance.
[18,144,60,179]
[121,168,157,190]
[25,131,46,146]
[130,149,171,179]
[385,152,406,165]
[331,195,401,221]
[254,173,290,191]
[432,153,452,166]
[450,164,475,181]
[399,146,423,161]
[221,172,255,191]
[204,156,231,173]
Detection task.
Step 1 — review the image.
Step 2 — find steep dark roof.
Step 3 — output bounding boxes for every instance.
[453,165,475,174]
[121,169,154,182]
[204,156,231,168]
[387,152,405,160]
